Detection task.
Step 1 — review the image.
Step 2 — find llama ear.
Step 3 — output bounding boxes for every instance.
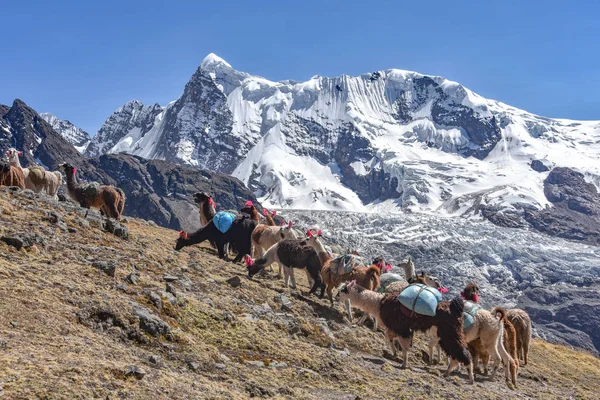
[288,220,293,228]
[73,167,77,175]
[244,200,253,207]
[272,210,276,216]
[317,230,322,236]
[179,231,188,240]
[306,229,313,238]
[244,254,254,267]
[5,151,9,155]
[385,264,393,272]
[208,197,214,206]
[18,151,23,156]
[376,261,384,269]
[280,220,286,226]
[263,208,268,216]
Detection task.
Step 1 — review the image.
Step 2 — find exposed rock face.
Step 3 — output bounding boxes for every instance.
[88,154,259,232]
[524,167,600,245]
[1,99,260,232]
[519,285,600,356]
[0,99,95,173]
[530,159,552,172]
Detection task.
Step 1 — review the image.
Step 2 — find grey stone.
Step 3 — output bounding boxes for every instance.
[165,283,177,297]
[92,261,117,277]
[104,218,129,239]
[149,355,161,365]
[188,362,200,372]
[124,273,140,285]
[245,360,265,367]
[144,291,163,310]
[73,217,90,228]
[163,275,179,282]
[226,276,242,287]
[10,321,18,328]
[134,307,171,337]
[124,365,146,380]
[274,293,293,311]
[1,233,45,250]
[215,363,226,370]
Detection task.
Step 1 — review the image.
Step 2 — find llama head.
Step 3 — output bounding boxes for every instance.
[193,192,212,205]
[427,275,448,294]
[304,228,323,248]
[6,148,23,163]
[174,231,189,251]
[246,255,266,278]
[59,162,77,175]
[461,283,480,303]
[279,220,297,239]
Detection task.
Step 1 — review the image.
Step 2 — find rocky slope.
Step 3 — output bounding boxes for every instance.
[1,187,599,399]
[1,99,259,231]
[40,112,91,152]
[85,54,600,221]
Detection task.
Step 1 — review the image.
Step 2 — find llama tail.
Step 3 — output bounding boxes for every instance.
[492,307,507,321]
[449,297,465,317]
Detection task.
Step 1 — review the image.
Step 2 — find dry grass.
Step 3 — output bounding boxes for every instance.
[1,188,599,399]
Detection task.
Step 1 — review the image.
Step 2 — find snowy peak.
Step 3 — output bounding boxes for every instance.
[40,112,91,152]
[200,53,233,71]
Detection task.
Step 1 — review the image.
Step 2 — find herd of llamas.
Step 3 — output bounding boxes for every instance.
[0,150,532,388]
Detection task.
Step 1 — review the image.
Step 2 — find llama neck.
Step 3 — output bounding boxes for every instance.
[348,288,383,318]
[403,263,415,281]
[9,156,21,168]
[201,200,216,220]
[311,238,330,264]
[265,215,275,226]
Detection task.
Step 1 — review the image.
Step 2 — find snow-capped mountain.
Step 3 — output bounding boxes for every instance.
[86,53,600,217]
[40,112,91,152]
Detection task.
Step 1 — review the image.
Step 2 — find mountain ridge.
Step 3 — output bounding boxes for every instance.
[83,54,600,221]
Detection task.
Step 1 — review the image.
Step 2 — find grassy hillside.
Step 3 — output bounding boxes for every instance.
[1,187,599,400]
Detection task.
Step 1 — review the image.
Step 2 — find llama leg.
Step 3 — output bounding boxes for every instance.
[277,263,283,279]
[482,354,490,376]
[444,357,460,377]
[437,345,442,365]
[427,327,439,365]
[290,268,297,289]
[345,298,353,322]
[427,337,440,366]
[327,285,334,307]
[397,336,411,368]
[283,267,290,288]
[384,330,397,357]
[523,335,530,366]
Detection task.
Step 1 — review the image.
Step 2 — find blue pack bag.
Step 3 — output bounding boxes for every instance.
[213,211,236,233]
[462,301,481,333]
[397,283,442,317]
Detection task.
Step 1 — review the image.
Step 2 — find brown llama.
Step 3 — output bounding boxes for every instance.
[0,160,25,189]
[60,163,125,220]
[193,192,217,227]
[240,200,260,222]
[338,281,473,382]
[506,308,532,366]
[305,229,381,307]
[6,148,62,196]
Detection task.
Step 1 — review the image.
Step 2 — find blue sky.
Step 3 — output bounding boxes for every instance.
[2,0,599,135]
